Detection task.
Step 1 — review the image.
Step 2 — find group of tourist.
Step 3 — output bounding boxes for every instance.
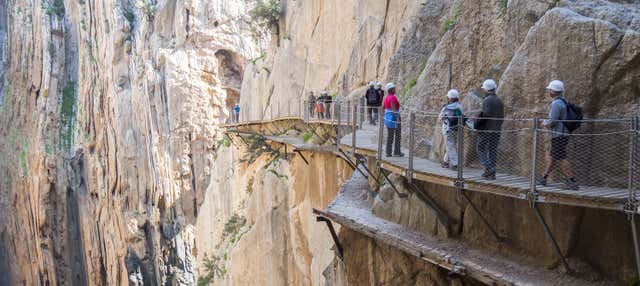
[373,79,579,191]
[307,91,334,119]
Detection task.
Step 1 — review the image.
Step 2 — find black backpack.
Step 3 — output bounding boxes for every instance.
[558,98,583,132]
[445,107,463,129]
[366,88,378,104]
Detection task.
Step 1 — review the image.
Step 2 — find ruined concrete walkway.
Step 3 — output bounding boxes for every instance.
[320,172,615,286]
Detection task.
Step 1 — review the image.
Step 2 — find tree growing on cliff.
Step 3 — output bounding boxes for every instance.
[249,0,281,45]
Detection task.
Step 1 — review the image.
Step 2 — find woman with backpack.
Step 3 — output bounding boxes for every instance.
[439,89,464,170]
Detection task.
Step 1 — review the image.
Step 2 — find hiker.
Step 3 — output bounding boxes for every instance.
[475,79,504,180]
[315,93,325,119]
[383,83,404,157]
[365,81,382,124]
[536,80,579,190]
[233,103,240,123]
[308,91,316,118]
[322,91,333,119]
[439,89,464,170]
[376,82,385,99]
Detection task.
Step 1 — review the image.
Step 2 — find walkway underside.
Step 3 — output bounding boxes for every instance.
[319,172,614,286]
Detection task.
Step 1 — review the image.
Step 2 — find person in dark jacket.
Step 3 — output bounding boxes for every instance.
[365,81,381,124]
[308,91,316,119]
[475,79,504,180]
[322,91,333,119]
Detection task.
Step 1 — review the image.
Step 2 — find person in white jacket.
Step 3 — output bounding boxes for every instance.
[439,89,464,170]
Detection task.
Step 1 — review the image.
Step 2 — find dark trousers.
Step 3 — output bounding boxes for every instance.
[325,103,332,119]
[367,106,379,124]
[386,127,402,155]
[476,132,500,173]
[308,102,315,118]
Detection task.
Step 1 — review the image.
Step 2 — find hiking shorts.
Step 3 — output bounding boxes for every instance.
[551,136,569,160]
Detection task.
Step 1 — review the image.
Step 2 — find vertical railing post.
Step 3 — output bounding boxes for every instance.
[629,117,638,207]
[352,104,358,156]
[336,102,342,148]
[347,101,351,126]
[408,112,416,184]
[303,100,308,122]
[529,118,539,205]
[377,106,384,168]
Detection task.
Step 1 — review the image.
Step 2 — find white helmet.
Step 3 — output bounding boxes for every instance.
[321,90,328,95]
[376,82,383,88]
[546,80,564,93]
[385,82,396,91]
[482,79,497,91]
[369,81,375,87]
[447,89,460,99]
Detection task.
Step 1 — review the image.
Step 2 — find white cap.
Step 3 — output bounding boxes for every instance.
[321,90,328,95]
[376,82,383,87]
[482,79,497,91]
[447,89,460,99]
[546,80,564,92]
[385,82,396,91]
[369,81,375,87]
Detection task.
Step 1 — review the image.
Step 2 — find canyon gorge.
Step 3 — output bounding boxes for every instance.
[0,0,639,285]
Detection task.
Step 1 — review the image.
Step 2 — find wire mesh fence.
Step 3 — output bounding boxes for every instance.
[236,99,640,209]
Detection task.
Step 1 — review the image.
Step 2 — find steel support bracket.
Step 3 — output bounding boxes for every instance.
[316,216,344,261]
[294,149,309,165]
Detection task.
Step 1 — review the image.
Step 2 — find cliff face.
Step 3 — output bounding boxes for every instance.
[1,0,639,285]
[0,0,263,284]
[196,135,352,286]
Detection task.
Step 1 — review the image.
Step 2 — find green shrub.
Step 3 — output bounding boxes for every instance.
[302,133,313,143]
[223,214,246,239]
[441,9,460,33]
[498,0,508,17]
[19,145,27,176]
[60,81,77,151]
[136,0,156,20]
[249,0,280,28]
[197,254,226,286]
[123,7,136,27]
[42,0,64,17]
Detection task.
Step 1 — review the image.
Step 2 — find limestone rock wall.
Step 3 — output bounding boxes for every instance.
[195,137,353,286]
[0,0,263,284]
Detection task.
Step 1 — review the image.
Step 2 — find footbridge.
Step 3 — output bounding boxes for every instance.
[223,102,639,285]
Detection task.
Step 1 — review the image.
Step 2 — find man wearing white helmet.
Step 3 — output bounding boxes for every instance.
[475,79,505,180]
[439,89,464,170]
[537,80,579,190]
[383,83,404,157]
[364,81,381,124]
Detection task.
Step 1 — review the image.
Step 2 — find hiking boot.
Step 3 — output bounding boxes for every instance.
[564,180,579,191]
[450,165,458,171]
[393,152,405,157]
[385,153,392,158]
[441,162,450,169]
[535,177,548,186]
[483,172,496,180]
[481,170,495,180]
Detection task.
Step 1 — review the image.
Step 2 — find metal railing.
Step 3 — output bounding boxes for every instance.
[235,101,639,208]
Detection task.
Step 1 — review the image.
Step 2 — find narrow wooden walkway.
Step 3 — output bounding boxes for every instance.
[339,124,632,212]
[319,172,615,286]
